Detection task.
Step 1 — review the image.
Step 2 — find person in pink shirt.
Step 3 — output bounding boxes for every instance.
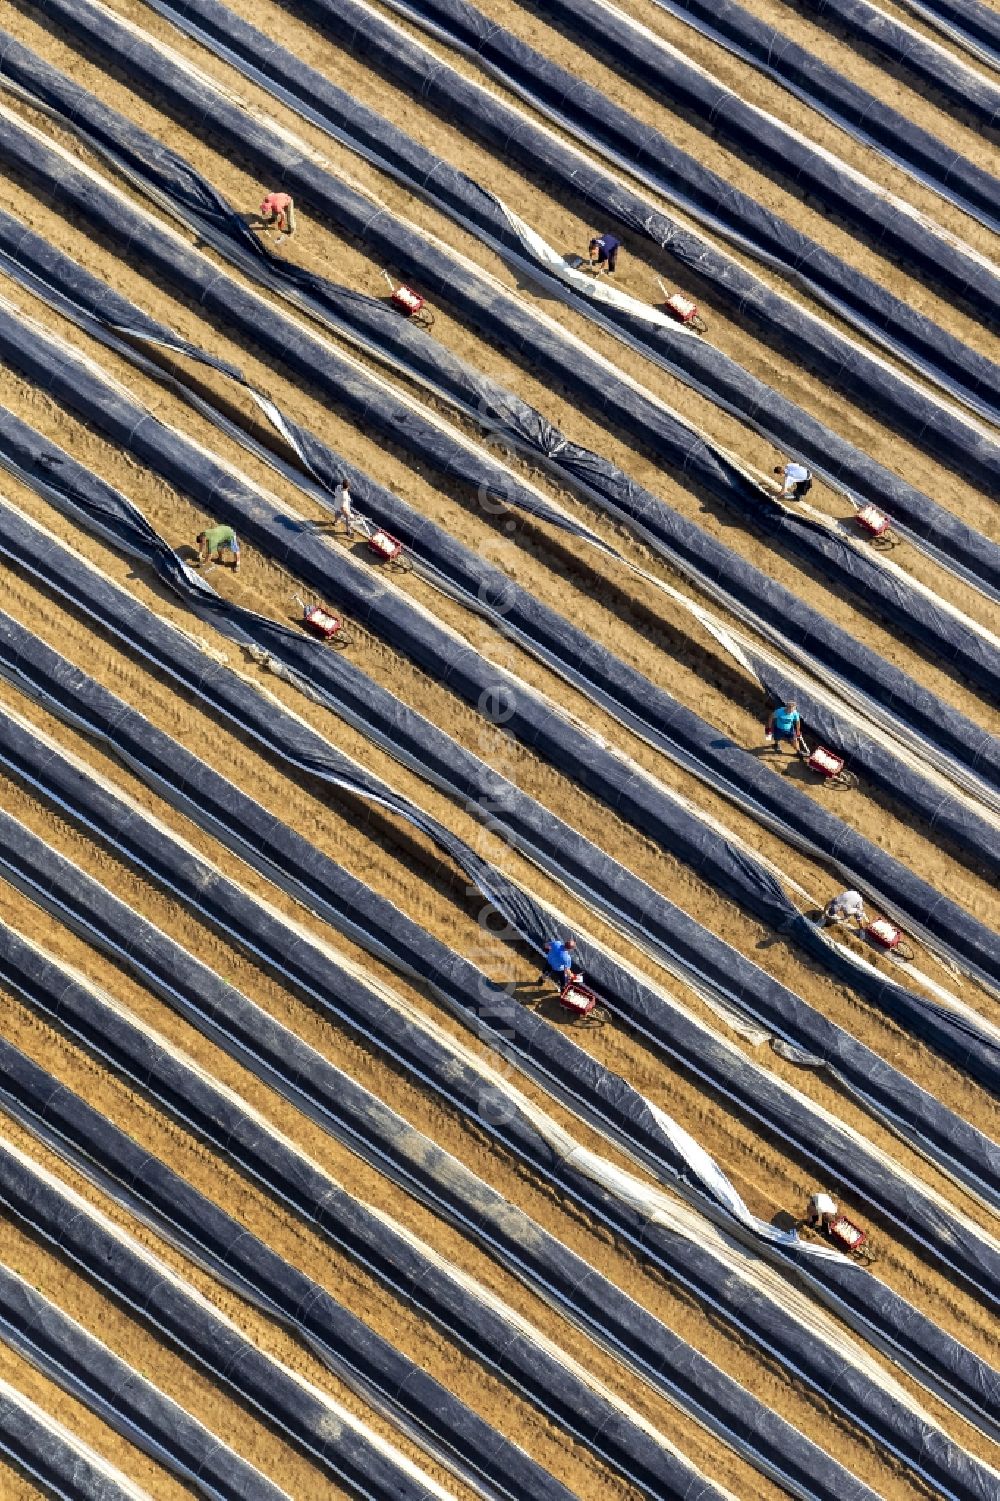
[258,191,296,239]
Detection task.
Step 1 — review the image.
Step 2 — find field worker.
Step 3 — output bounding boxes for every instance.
[773,461,812,500]
[196,524,240,572]
[259,191,296,239]
[331,476,355,537]
[823,889,867,929]
[540,936,578,989]
[765,699,803,756]
[805,1190,839,1231]
[587,232,621,276]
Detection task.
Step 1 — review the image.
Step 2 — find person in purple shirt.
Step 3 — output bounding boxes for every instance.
[539,936,579,989]
[587,232,621,275]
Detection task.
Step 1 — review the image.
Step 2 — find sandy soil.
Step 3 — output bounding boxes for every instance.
[0,0,997,1497]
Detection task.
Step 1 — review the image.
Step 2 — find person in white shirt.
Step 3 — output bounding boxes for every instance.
[805,1191,839,1230]
[773,461,812,500]
[822,889,867,928]
[332,477,355,537]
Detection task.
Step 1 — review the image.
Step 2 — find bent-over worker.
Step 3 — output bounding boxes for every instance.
[765,700,804,756]
[823,889,867,928]
[540,937,578,990]
[773,461,812,500]
[805,1191,839,1231]
[587,232,621,275]
[196,524,240,571]
[259,191,296,238]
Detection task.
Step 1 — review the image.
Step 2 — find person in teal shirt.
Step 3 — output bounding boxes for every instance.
[766,700,804,756]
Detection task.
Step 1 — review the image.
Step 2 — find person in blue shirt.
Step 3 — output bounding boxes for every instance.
[587,233,621,275]
[766,700,804,756]
[539,936,579,989]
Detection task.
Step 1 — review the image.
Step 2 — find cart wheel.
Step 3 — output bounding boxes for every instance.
[830,768,859,790]
[689,313,708,334]
[412,309,435,330]
[573,1005,609,1029]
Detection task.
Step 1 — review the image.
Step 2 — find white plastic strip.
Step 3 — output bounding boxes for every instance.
[11,933,744,1501]
[0,1130,460,1501]
[0,1262,292,1501]
[895,0,1000,71]
[369,0,1000,418]
[638,0,1000,236]
[0,1372,155,1501]
[2,689,998,1461]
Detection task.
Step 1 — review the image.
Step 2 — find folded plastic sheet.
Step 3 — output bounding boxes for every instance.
[0,89,991,883]
[8,292,1000,1090]
[752,0,1000,132]
[0,818,899,1501]
[0,705,991,1501]
[341,0,1000,365]
[0,949,726,1501]
[561,0,1000,232]
[0,1138,476,1501]
[0,1265,291,1501]
[1,245,998,1066]
[898,0,1000,68]
[10,6,1000,578]
[2,442,997,1241]
[0,1378,153,1501]
[0,923,778,1501]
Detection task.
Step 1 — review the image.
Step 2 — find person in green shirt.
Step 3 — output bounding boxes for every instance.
[196,524,241,571]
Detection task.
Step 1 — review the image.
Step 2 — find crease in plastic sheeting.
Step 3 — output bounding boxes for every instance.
[574,0,1000,235]
[9,6,1000,607]
[0,821,912,1501]
[0,1263,292,1501]
[1,396,996,1218]
[2,182,998,1018]
[0,1375,157,1501]
[0,669,990,1464]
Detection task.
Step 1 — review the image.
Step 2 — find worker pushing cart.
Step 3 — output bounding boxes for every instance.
[539,936,579,990]
[764,700,805,757]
